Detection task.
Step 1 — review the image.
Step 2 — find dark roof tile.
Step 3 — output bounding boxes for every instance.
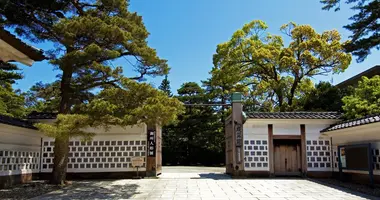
[246,112,341,120]
[27,111,58,119]
[321,113,380,133]
[0,115,36,129]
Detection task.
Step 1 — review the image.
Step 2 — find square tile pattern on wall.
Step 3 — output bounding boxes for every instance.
[243,139,269,170]
[41,140,147,172]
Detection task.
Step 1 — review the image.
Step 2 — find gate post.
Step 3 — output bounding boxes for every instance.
[231,92,244,176]
[146,124,162,176]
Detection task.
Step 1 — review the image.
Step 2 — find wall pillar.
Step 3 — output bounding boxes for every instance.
[300,124,307,176]
[268,124,274,176]
[146,124,161,177]
[231,92,244,176]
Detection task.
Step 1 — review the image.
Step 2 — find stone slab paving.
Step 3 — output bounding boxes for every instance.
[32,167,376,200]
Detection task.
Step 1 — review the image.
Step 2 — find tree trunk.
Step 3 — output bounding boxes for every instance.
[51,136,70,184]
[288,80,299,110]
[51,66,73,184]
[277,91,285,112]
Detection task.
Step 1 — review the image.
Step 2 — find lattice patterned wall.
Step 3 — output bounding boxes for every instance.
[0,150,40,175]
[306,139,332,171]
[244,139,269,170]
[41,137,147,172]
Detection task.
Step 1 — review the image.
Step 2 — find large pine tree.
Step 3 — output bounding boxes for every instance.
[0,0,181,184]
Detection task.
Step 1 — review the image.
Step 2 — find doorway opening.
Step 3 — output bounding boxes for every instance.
[273,139,302,176]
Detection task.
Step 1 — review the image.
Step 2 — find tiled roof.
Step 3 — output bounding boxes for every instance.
[245,112,341,119]
[321,113,380,133]
[0,28,45,61]
[0,115,36,129]
[27,111,58,119]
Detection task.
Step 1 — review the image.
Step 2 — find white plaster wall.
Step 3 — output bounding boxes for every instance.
[243,123,269,171]
[243,123,268,138]
[0,124,42,176]
[273,124,300,135]
[305,124,332,172]
[305,124,330,140]
[41,126,147,173]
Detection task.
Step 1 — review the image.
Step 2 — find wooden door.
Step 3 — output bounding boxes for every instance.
[274,143,301,175]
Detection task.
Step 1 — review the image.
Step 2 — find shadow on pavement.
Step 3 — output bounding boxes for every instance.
[32,180,140,200]
[195,173,231,180]
[308,179,378,200]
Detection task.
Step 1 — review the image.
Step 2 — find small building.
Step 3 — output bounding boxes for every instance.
[226,93,380,183]
[321,114,380,183]
[336,65,380,89]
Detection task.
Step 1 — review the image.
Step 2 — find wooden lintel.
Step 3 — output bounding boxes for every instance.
[272,135,301,140]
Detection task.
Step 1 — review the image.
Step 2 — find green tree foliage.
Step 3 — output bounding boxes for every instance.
[0,86,25,117]
[321,0,380,62]
[297,81,346,112]
[24,82,61,113]
[163,82,224,166]
[1,0,172,184]
[0,62,26,117]
[159,75,172,97]
[212,20,352,111]
[0,62,22,85]
[342,75,380,119]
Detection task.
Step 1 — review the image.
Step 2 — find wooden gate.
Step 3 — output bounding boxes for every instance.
[274,142,301,175]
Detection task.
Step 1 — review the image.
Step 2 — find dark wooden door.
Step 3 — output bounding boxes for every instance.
[274,143,301,175]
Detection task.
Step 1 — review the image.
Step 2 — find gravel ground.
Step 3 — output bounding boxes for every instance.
[312,178,380,198]
[0,181,64,200]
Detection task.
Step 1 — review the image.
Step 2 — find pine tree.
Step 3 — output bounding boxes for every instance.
[159,75,172,97]
[0,0,179,184]
[321,0,380,62]
[0,62,25,117]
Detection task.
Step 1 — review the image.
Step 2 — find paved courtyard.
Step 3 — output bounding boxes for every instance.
[33,167,376,200]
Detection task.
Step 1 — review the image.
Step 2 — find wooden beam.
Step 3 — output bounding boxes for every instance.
[272,135,301,140]
[300,124,307,176]
[268,124,274,176]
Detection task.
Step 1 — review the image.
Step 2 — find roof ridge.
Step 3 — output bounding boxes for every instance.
[0,114,36,129]
[321,113,380,133]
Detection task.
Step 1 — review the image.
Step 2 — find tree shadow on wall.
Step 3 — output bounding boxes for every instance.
[33,180,141,200]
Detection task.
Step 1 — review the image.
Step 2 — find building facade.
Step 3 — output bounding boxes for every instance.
[226,94,380,184]
[0,113,162,188]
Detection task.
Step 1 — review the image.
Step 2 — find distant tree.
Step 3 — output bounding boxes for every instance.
[298,82,345,112]
[0,86,25,118]
[1,0,170,184]
[342,75,380,119]
[163,82,224,166]
[159,75,172,97]
[0,62,22,85]
[24,82,61,113]
[212,20,351,111]
[0,62,25,117]
[321,0,380,62]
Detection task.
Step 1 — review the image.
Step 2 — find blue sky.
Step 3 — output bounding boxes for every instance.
[14,0,379,94]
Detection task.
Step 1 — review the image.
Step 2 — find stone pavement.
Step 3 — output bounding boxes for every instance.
[32,167,376,200]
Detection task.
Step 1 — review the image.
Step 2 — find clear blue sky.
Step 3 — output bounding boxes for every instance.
[14,0,379,94]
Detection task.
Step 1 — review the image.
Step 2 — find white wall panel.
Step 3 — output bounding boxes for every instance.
[273,124,300,135]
